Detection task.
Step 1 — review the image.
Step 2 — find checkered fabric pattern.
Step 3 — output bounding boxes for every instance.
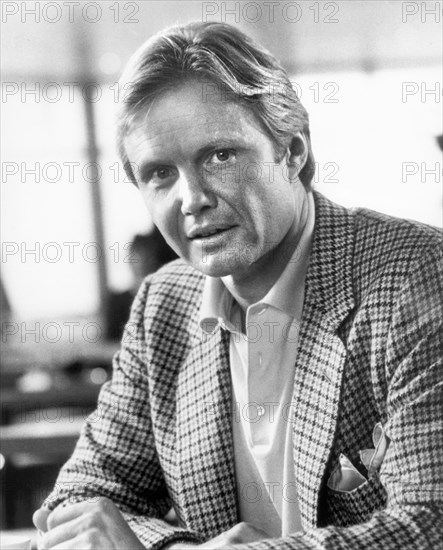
[43,192,443,549]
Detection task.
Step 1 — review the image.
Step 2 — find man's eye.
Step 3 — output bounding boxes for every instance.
[153,167,175,180]
[210,150,235,163]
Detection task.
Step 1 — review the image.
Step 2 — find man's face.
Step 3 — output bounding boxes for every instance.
[124,80,306,281]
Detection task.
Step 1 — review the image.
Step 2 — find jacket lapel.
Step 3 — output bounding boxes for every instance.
[292,192,356,528]
[176,324,237,537]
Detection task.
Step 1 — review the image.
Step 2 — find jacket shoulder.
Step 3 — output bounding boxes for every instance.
[351,208,443,304]
[133,259,205,327]
[352,205,442,244]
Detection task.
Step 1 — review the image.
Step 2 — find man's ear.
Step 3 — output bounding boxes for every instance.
[286,132,308,181]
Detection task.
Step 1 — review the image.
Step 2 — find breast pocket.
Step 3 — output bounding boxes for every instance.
[326,471,388,527]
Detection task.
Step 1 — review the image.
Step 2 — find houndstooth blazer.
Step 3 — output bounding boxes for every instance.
[44,192,443,549]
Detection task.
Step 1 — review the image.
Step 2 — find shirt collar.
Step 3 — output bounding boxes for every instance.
[199,276,234,334]
[199,192,315,333]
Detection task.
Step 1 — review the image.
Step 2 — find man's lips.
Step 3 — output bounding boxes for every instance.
[187,224,236,239]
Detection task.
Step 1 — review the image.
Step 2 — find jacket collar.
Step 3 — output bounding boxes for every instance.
[305,191,356,329]
[176,328,237,536]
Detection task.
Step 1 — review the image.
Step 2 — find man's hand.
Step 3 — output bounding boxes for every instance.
[198,522,270,548]
[32,497,145,549]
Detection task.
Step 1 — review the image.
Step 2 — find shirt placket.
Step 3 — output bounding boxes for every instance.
[246,304,274,448]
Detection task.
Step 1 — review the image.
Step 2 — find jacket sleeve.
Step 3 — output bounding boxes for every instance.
[42,277,202,550]
[229,245,443,549]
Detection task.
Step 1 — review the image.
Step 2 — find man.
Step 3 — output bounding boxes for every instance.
[33,21,442,549]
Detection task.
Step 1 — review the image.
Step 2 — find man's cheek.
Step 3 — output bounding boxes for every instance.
[160,226,186,259]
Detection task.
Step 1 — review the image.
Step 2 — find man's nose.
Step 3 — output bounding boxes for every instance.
[179,170,216,216]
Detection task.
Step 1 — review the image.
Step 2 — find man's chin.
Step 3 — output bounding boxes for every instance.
[190,257,239,278]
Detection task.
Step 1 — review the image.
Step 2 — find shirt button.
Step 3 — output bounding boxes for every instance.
[257,405,265,417]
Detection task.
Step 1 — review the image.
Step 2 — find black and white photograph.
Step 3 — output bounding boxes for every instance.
[1,1,442,549]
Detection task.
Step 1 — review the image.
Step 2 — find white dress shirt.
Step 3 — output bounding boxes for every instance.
[199,192,315,536]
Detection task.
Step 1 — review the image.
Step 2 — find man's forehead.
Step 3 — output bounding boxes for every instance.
[124,79,270,157]
[126,105,267,157]
[130,111,248,144]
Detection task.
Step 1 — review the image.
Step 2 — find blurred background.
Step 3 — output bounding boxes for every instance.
[1,0,442,537]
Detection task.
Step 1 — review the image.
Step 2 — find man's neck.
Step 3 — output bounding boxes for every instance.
[221,190,310,315]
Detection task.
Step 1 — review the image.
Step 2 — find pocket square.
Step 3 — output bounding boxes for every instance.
[359,422,390,476]
[327,453,367,493]
[328,424,390,493]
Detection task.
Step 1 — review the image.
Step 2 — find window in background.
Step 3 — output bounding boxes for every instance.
[296,66,441,227]
[1,86,99,320]
[94,88,153,294]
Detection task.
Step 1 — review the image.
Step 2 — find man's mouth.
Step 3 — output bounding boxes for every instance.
[187,224,235,240]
